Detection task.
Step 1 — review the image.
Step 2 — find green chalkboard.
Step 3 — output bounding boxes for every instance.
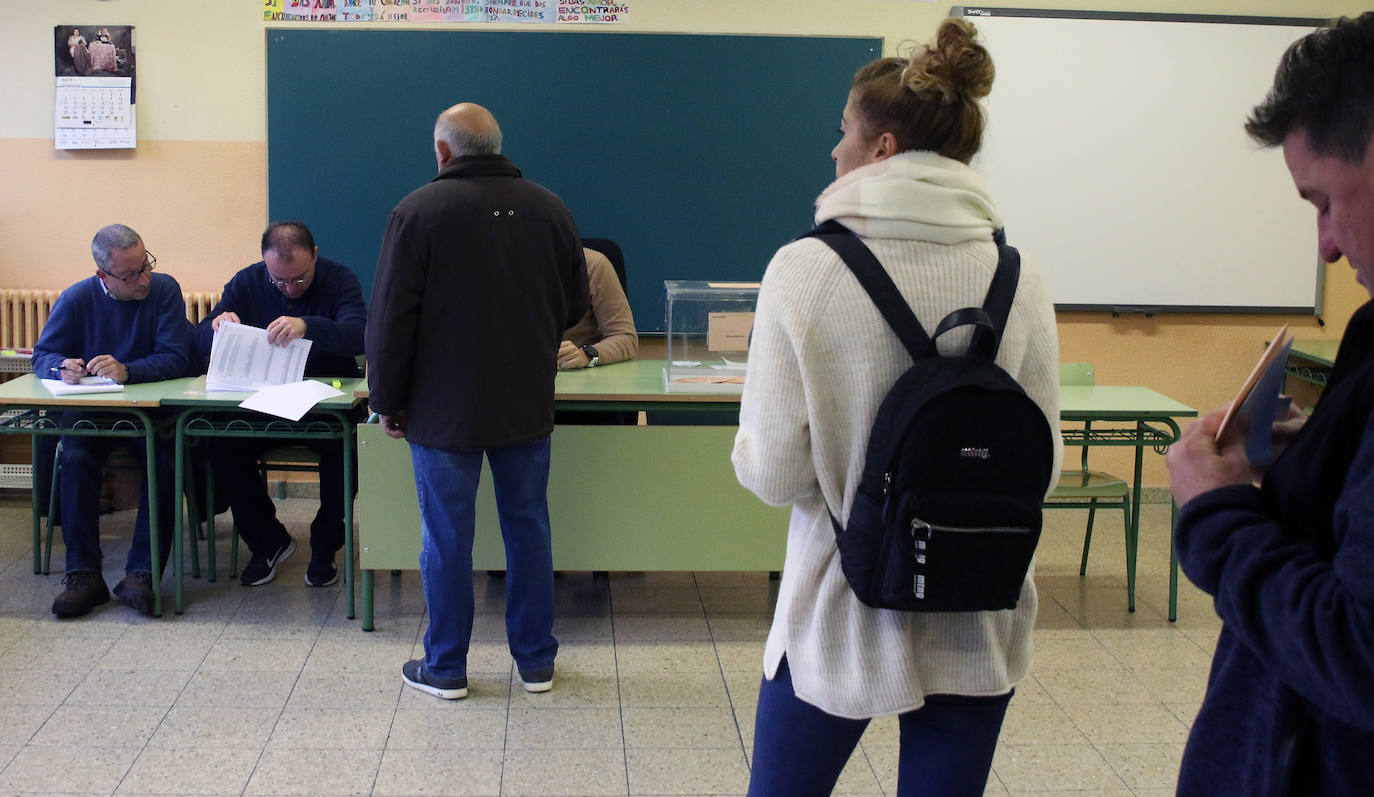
[266,29,881,330]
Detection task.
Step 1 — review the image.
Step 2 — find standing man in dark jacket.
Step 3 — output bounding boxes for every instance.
[366,102,588,700]
[1166,13,1374,795]
[196,221,366,588]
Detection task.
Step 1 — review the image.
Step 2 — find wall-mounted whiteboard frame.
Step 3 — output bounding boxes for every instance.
[953,7,1329,313]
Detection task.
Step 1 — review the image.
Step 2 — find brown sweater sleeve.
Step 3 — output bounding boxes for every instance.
[564,247,639,365]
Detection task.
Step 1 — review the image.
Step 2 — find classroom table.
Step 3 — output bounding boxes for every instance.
[1284,339,1339,390]
[0,374,175,614]
[1059,385,1198,620]
[160,376,368,617]
[355,361,1198,630]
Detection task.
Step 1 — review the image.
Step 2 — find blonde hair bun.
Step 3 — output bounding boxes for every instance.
[901,18,994,105]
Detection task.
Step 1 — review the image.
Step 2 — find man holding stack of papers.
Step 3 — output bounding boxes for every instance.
[194,221,365,588]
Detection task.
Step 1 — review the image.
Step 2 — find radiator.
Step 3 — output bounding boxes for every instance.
[183,291,221,326]
[0,289,60,349]
[0,288,221,348]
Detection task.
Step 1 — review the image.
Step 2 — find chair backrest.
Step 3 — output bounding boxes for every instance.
[582,237,627,295]
[1060,362,1095,387]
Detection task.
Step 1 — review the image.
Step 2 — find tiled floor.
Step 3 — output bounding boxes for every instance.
[0,496,1219,796]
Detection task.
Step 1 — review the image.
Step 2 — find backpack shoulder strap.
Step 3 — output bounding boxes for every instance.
[801,221,932,362]
[968,228,1022,361]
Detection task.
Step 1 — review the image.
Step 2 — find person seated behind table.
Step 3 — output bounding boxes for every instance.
[557,246,638,370]
[194,221,366,588]
[34,223,196,618]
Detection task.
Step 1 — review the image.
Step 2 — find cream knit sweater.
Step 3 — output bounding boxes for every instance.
[732,151,1063,719]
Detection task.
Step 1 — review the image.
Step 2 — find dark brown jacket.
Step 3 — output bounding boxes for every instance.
[366,155,588,449]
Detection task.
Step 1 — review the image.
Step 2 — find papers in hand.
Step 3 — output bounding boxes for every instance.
[206,321,312,392]
[40,376,124,396]
[1215,324,1294,466]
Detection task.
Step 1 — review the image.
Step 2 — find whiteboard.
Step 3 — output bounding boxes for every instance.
[956,8,1327,312]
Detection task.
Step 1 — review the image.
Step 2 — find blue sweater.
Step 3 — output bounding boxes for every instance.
[32,273,194,383]
[1175,301,1374,796]
[194,256,365,377]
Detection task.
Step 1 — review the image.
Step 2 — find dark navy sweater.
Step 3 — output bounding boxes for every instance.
[194,256,365,377]
[32,273,194,383]
[1175,301,1374,796]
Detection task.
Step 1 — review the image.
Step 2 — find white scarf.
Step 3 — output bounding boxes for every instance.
[814,150,1002,245]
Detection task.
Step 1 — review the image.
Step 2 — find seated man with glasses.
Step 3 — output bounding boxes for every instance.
[195,221,366,588]
[33,223,196,617]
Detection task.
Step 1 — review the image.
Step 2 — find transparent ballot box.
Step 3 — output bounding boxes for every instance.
[663,280,759,393]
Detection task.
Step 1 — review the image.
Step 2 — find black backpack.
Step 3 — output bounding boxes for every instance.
[803,220,1055,612]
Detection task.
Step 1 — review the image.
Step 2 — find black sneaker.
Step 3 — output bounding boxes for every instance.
[402,659,468,700]
[240,537,296,586]
[112,571,157,616]
[51,570,110,617]
[519,665,555,693]
[304,556,338,587]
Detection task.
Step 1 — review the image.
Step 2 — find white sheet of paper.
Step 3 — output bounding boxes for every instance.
[40,376,125,396]
[207,321,313,391]
[237,380,343,421]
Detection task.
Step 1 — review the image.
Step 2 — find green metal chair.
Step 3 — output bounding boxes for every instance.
[1045,363,1134,584]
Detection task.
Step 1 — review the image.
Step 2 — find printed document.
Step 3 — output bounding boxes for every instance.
[40,376,124,396]
[207,321,312,392]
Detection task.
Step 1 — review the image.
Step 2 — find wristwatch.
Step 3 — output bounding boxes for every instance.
[581,344,600,367]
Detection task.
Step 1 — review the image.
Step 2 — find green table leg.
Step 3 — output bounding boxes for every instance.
[30,434,41,574]
[362,569,374,631]
[1125,422,1147,612]
[337,411,355,620]
[1169,499,1179,622]
[144,411,164,617]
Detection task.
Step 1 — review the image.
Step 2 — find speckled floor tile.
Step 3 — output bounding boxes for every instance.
[147,705,279,748]
[268,707,395,749]
[373,747,503,796]
[1096,742,1186,790]
[622,707,742,749]
[386,707,508,750]
[1063,702,1189,744]
[244,746,383,795]
[506,706,623,749]
[175,668,296,709]
[991,744,1126,792]
[30,704,166,748]
[0,744,138,794]
[68,667,194,708]
[626,748,750,795]
[618,671,731,708]
[501,748,629,796]
[115,745,261,795]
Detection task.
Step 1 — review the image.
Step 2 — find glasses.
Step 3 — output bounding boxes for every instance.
[267,271,312,289]
[101,252,156,284]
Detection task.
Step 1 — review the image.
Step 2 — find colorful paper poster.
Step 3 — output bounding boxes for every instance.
[407,0,445,21]
[283,0,338,20]
[374,0,412,22]
[557,0,628,23]
[264,0,286,20]
[336,0,377,21]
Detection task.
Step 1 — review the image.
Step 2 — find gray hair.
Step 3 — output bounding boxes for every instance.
[91,224,142,271]
[434,115,503,156]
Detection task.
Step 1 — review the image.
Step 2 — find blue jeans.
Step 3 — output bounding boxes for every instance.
[747,657,1012,797]
[59,434,176,576]
[410,437,558,679]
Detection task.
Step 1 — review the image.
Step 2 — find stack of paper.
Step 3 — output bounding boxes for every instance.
[207,321,312,392]
[40,376,124,396]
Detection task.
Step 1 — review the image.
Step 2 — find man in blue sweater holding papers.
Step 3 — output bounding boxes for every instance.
[195,221,366,588]
[34,223,195,617]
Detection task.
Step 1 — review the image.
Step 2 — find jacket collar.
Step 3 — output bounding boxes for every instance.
[432,154,522,182]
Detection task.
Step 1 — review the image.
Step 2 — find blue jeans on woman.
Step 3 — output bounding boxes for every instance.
[747,657,1011,797]
[410,437,558,680]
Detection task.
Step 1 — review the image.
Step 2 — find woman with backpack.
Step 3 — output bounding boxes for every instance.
[732,17,1062,796]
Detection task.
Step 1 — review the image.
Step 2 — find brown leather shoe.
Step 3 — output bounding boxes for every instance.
[112,571,156,616]
[51,571,110,618]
